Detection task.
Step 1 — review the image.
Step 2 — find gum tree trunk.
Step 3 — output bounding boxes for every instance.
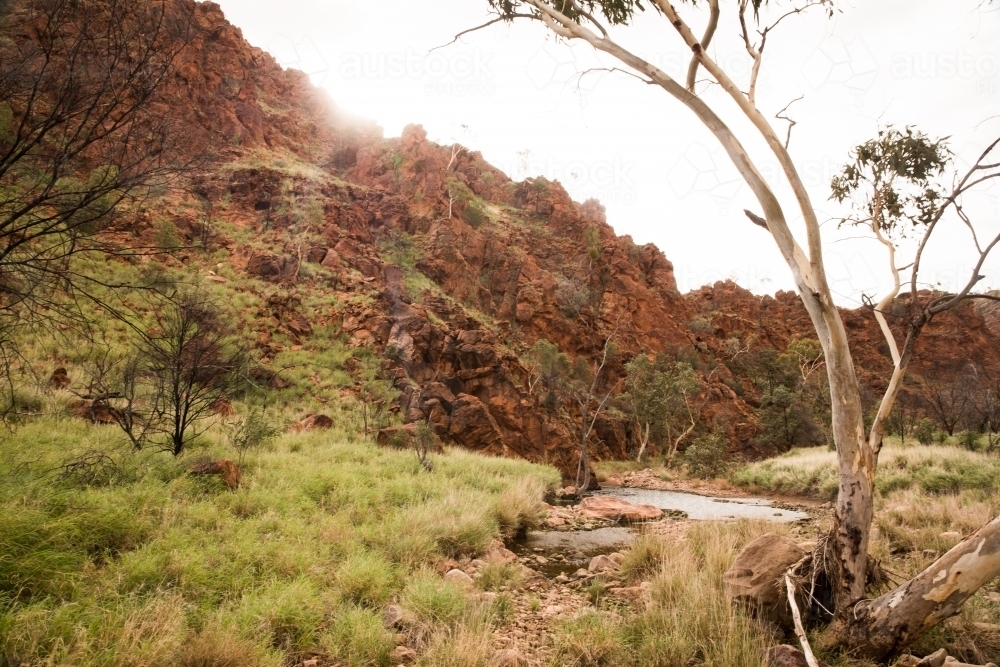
[845,518,1000,659]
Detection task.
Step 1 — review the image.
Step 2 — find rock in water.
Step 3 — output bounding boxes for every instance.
[577,496,663,522]
[724,533,805,629]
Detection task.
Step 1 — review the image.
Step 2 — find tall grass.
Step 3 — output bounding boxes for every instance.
[729,443,1000,664]
[730,443,1000,500]
[549,521,784,667]
[0,417,559,666]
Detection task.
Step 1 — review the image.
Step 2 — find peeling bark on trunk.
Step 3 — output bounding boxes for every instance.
[843,517,1000,660]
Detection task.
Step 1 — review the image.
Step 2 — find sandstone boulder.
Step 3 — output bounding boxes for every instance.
[766,645,832,667]
[246,253,296,282]
[48,367,71,390]
[306,247,327,264]
[724,533,805,629]
[448,393,504,451]
[588,555,617,573]
[577,496,663,522]
[189,459,241,490]
[293,413,333,431]
[444,569,474,588]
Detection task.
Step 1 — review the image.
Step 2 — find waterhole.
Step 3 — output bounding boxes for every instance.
[596,487,810,522]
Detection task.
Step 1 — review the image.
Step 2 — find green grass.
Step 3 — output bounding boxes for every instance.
[730,442,1000,500]
[0,417,559,666]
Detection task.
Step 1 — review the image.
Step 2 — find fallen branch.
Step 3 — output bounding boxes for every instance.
[786,573,820,667]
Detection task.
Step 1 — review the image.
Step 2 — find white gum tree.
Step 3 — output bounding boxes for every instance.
[458,0,1000,659]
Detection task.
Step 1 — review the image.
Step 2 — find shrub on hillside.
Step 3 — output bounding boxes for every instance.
[683,431,729,479]
[914,418,936,445]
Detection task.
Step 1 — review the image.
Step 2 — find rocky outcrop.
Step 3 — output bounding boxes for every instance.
[83,0,1000,475]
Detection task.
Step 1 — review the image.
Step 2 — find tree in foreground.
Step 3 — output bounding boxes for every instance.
[468,0,1000,659]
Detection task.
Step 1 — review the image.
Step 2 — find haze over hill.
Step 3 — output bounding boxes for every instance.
[100,0,1000,471]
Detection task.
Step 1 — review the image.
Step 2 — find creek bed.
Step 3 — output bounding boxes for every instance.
[595,486,810,522]
[511,527,634,576]
[514,488,808,576]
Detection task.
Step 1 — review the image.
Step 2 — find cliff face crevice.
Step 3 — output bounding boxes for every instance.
[95,1,1000,471]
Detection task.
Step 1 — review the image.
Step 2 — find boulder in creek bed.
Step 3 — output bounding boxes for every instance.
[723,533,805,630]
[576,496,663,522]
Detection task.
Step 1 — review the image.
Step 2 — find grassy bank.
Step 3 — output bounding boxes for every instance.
[0,417,559,666]
[729,441,1000,664]
[731,442,1000,500]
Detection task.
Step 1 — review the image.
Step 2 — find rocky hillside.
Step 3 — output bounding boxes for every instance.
[86,1,1000,472]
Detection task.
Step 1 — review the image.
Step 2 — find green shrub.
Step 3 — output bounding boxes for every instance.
[914,418,936,445]
[688,316,713,335]
[494,477,545,539]
[552,610,625,666]
[461,202,487,228]
[475,560,523,592]
[958,430,981,452]
[618,534,668,583]
[236,578,325,651]
[683,431,729,479]
[401,570,468,629]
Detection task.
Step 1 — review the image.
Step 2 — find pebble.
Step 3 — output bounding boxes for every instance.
[588,554,616,573]
[444,568,475,588]
[382,604,404,628]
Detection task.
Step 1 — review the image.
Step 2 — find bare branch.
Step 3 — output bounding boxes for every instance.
[429,14,534,52]
[776,95,804,149]
[575,66,655,86]
[744,209,769,229]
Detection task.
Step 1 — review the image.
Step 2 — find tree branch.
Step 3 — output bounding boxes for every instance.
[686,0,719,93]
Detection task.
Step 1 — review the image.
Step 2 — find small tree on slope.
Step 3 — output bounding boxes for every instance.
[459,0,1000,659]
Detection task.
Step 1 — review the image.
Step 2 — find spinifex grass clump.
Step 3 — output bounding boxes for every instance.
[0,417,558,666]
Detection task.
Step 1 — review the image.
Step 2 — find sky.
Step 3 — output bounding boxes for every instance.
[214,0,1000,305]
